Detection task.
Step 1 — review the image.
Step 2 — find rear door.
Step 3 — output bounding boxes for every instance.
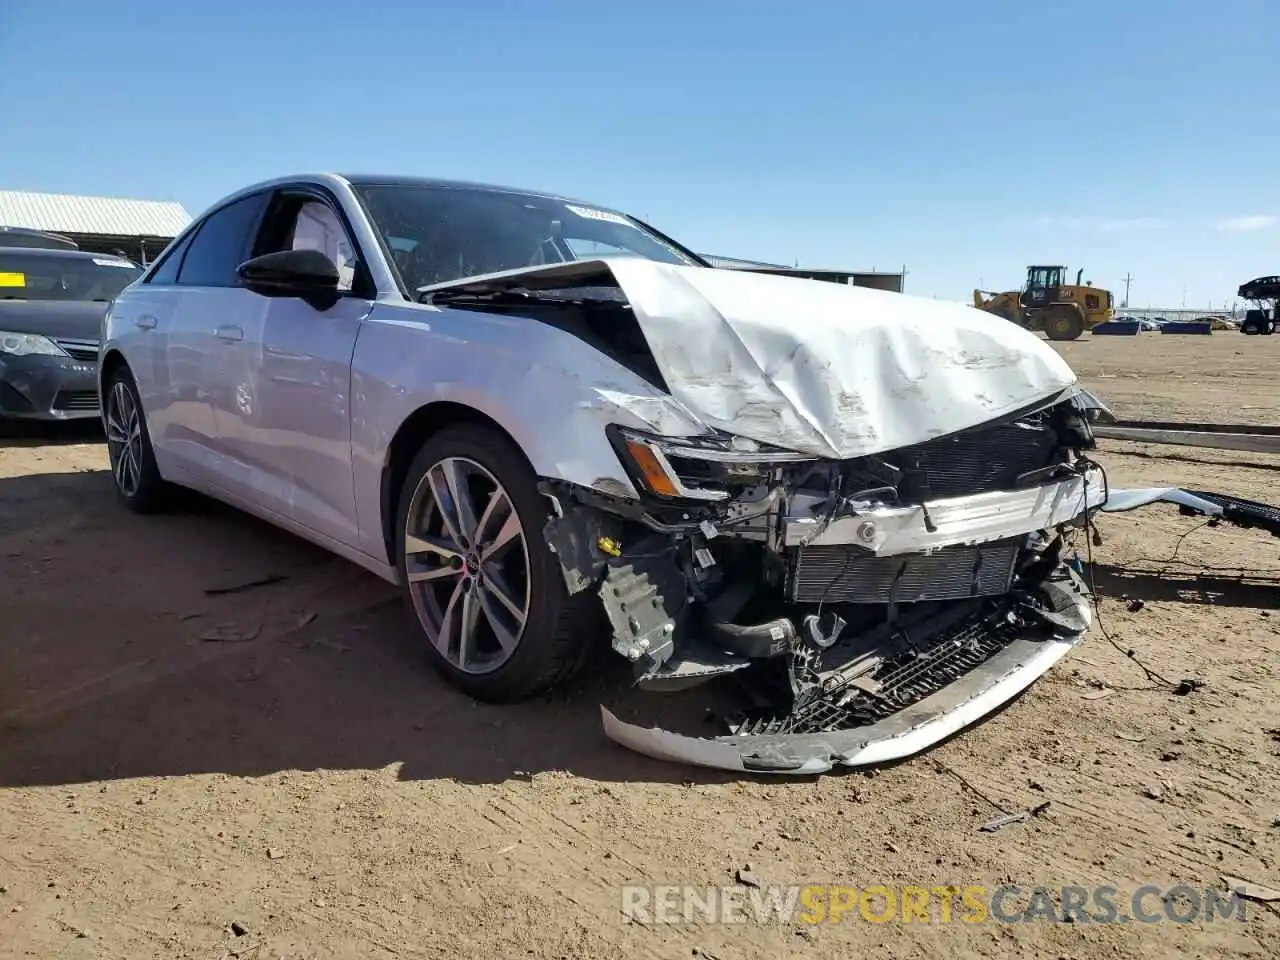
[123,231,193,454]
[215,186,371,544]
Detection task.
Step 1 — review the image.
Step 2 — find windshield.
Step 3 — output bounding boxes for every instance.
[0,251,142,301]
[353,183,700,292]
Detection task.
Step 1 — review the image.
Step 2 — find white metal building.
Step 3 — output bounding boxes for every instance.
[0,189,191,264]
[701,253,906,293]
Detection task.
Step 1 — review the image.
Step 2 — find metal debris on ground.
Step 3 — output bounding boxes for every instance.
[1221,875,1280,903]
[980,802,1050,833]
[199,623,263,643]
[203,573,288,596]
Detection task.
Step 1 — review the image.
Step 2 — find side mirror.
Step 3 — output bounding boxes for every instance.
[237,249,341,305]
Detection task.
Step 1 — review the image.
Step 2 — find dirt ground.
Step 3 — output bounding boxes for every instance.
[1,333,1278,959]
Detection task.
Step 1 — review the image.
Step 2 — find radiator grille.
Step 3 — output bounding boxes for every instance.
[787,538,1022,604]
[52,338,99,363]
[882,421,1059,500]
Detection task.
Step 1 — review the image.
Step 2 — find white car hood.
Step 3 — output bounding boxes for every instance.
[423,259,1079,459]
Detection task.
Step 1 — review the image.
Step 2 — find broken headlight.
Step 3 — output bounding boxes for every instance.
[1068,387,1117,425]
[608,426,816,502]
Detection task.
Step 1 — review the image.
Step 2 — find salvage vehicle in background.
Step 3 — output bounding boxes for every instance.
[0,246,141,420]
[1240,309,1274,335]
[1238,276,1278,335]
[100,173,1109,774]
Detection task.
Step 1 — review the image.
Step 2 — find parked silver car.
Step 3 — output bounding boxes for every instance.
[101,174,1108,773]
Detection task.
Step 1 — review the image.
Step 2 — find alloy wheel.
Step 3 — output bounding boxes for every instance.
[404,456,532,674]
[105,380,143,498]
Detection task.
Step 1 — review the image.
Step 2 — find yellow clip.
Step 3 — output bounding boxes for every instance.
[596,536,622,558]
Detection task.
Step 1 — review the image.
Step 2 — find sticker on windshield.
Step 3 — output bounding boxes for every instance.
[565,204,632,227]
[92,257,134,268]
[0,272,25,288]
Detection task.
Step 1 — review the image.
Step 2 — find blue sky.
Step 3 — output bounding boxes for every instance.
[2,0,1276,306]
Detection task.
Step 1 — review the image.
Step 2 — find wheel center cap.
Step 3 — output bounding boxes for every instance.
[465,554,480,575]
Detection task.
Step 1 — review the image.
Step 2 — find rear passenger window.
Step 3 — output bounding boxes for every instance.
[176,193,268,287]
[145,232,193,285]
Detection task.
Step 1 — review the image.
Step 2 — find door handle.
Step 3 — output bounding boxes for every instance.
[214,325,244,342]
[135,314,157,330]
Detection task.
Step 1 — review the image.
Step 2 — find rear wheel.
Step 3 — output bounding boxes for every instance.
[1044,308,1085,341]
[394,424,595,702]
[104,367,168,513]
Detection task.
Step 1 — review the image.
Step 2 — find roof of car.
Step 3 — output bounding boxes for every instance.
[0,246,138,264]
[338,174,600,208]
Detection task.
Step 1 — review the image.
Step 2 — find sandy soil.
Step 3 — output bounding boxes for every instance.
[1,333,1278,959]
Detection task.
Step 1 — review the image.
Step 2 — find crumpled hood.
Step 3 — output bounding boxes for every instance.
[420,258,1079,460]
[607,259,1078,459]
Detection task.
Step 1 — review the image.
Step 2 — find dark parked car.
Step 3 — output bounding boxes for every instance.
[0,247,142,420]
[0,226,78,250]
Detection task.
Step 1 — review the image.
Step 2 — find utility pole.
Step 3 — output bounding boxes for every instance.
[1121,272,1134,308]
[900,263,908,293]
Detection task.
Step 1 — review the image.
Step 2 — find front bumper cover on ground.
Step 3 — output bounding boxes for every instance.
[602,570,1092,774]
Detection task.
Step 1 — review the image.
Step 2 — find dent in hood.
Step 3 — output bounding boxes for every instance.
[421,259,1078,459]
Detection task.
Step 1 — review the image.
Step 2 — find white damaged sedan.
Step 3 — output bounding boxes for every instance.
[101,174,1108,773]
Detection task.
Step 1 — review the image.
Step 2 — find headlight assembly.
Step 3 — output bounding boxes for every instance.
[0,332,69,357]
[609,426,815,501]
[1068,387,1117,425]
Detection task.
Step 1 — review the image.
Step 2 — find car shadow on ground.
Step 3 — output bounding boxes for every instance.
[0,465,1043,792]
[0,467,751,790]
[1090,561,1280,608]
[0,418,103,447]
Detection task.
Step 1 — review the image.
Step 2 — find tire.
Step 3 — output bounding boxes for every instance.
[394,423,595,703]
[1045,308,1084,342]
[103,366,169,513]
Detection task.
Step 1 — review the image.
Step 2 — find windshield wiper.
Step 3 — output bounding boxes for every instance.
[420,287,624,308]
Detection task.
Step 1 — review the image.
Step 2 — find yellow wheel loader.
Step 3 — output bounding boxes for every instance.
[973,265,1113,341]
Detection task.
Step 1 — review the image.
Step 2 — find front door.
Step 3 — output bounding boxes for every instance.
[214,190,371,546]
[153,191,269,481]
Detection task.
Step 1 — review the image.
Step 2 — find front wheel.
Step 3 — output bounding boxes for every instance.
[103,367,168,513]
[394,424,595,702]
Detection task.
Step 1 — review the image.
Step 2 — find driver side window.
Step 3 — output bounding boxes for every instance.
[289,201,356,292]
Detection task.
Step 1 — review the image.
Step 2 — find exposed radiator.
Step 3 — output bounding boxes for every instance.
[881,420,1060,500]
[786,537,1022,604]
